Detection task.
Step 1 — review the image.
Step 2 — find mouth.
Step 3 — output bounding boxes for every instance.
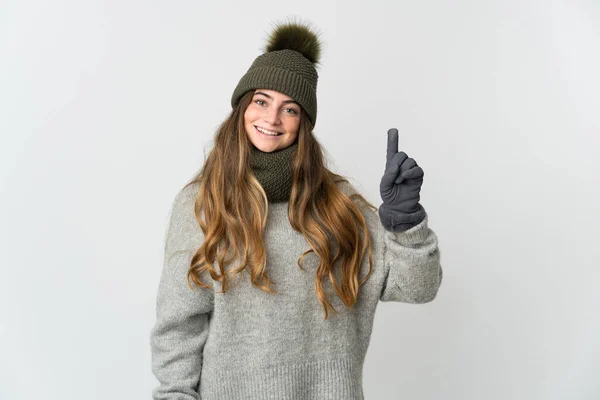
[255,125,282,137]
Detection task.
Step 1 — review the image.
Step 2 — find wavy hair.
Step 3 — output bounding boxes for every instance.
[184,90,377,319]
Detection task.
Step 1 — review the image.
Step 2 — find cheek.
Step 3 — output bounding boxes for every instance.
[288,118,300,134]
[244,107,258,124]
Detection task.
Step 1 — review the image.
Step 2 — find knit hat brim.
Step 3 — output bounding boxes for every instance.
[231,62,317,126]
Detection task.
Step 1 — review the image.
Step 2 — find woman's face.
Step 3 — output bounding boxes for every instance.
[244,89,301,153]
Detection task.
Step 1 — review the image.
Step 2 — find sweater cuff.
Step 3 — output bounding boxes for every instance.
[378,203,427,233]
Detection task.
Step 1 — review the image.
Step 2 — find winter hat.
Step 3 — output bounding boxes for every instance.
[230,20,322,126]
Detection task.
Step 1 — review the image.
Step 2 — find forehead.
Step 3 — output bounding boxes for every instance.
[253,89,294,101]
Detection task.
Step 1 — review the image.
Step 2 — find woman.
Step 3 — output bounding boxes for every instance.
[150,20,442,400]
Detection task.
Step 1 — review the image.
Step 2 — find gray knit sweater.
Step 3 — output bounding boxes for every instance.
[150,180,443,400]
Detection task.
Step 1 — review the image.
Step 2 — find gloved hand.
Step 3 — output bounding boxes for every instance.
[379,128,427,232]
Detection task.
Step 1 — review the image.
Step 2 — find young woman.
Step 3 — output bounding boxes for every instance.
[150,20,443,400]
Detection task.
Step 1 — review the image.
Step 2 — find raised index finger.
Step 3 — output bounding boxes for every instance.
[386,128,399,164]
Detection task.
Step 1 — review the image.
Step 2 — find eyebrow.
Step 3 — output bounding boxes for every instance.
[254,91,299,106]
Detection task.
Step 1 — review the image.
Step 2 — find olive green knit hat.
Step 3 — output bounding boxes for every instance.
[230,20,322,126]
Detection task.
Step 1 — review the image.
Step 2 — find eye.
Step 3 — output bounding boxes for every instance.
[284,107,298,115]
[254,99,266,106]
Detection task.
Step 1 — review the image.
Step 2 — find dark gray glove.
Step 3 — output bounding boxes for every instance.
[379,128,427,232]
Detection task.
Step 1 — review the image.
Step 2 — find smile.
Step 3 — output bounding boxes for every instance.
[255,126,282,136]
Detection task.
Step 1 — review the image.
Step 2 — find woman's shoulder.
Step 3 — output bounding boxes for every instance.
[334,176,360,196]
[177,180,201,203]
[334,177,377,213]
[334,177,368,200]
[164,180,204,251]
[167,180,202,228]
[168,178,201,210]
[333,177,381,238]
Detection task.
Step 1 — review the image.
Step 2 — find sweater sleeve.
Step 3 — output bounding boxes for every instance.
[150,184,214,399]
[377,208,443,303]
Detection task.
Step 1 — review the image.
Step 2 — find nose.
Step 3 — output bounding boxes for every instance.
[264,105,281,126]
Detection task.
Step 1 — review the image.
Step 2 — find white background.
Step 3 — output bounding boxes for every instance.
[1,1,599,399]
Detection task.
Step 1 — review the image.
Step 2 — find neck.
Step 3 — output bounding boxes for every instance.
[250,141,298,203]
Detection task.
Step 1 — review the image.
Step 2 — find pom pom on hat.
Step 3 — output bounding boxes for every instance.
[264,20,322,65]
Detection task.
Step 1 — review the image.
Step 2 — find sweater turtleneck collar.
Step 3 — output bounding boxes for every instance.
[249,141,298,203]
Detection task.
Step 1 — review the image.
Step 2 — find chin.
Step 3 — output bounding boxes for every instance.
[249,136,290,153]
[253,143,279,153]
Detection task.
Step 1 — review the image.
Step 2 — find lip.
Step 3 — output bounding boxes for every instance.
[255,126,282,137]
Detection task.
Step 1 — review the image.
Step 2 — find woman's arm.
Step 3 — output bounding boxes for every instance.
[378,210,443,303]
[375,128,442,302]
[150,185,213,399]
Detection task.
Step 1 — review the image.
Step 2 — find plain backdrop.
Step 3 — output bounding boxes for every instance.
[1,1,599,399]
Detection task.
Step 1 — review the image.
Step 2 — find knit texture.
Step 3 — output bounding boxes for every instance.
[231,49,319,126]
[150,180,443,400]
[250,140,297,203]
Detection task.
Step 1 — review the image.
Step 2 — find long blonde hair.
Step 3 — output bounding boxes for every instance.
[184,91,377,319]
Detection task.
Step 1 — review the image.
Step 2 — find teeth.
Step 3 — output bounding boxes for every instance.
[256,126,280,136]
